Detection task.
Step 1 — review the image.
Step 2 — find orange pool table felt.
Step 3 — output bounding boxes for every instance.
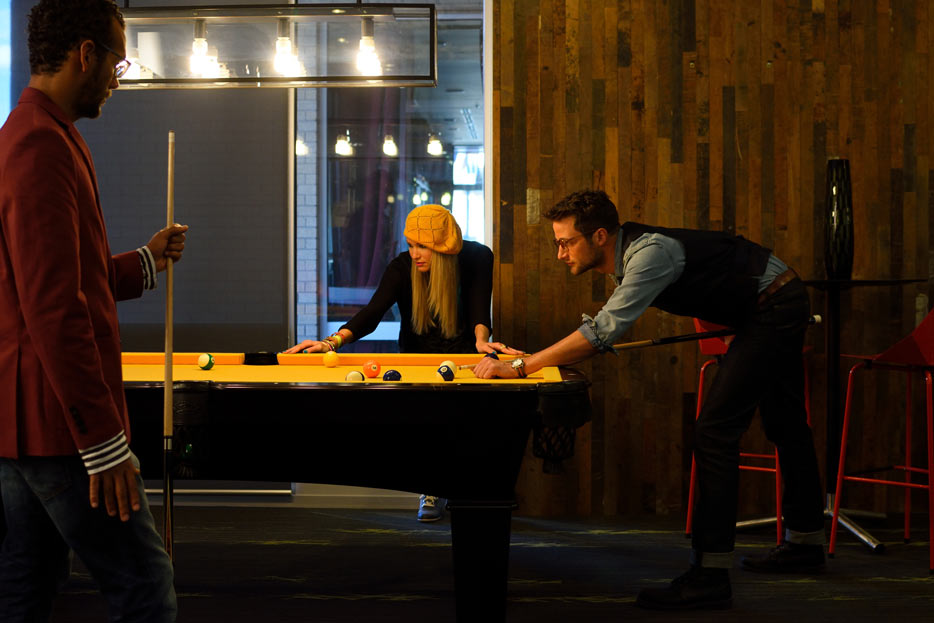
[121,352,562,384]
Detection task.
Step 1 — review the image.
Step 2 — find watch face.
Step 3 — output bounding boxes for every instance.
[511,358,524,369]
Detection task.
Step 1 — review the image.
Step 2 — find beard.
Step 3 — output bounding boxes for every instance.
[567,245,601,275]
[568,257,599,275]
[74,66,110,120]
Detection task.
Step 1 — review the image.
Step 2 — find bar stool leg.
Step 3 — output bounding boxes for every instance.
[925,372,934,574]
[830,363,865,558]
[685,360,715,538]
[904,373,913,544]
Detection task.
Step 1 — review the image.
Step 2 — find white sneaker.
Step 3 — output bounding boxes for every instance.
[417,494,443,522]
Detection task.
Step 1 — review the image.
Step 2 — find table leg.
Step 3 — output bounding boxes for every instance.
[825,286,842,486]
[449,503,513,623]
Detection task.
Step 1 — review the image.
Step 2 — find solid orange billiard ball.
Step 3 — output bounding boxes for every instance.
[362,360,381,378]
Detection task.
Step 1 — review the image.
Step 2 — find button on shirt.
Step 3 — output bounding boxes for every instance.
[578,231,789,353]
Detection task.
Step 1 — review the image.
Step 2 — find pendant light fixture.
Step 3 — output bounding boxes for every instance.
[118,4,436,89]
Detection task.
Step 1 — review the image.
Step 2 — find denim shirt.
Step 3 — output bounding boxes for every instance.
[577,232,788,353]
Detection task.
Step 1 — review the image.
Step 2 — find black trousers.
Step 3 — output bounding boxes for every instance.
[691,278,825,557]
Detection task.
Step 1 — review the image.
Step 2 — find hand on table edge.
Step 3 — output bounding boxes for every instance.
[282,340,329,354]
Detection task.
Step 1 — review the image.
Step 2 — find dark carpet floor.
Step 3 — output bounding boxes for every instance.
[51,506,933,622]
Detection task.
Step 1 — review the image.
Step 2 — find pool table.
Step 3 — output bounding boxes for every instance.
[123,352,591,622]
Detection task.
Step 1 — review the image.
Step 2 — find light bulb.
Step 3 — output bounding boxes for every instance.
[274,37,302,76]
[356,17,382,76]
[382,135,398,157]
[440,192,452,207]
[190,37,208,75]
[427,135,443,156]
[335,132,353,156]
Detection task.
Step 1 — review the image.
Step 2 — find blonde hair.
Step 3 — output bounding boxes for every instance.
[411,251,460,339]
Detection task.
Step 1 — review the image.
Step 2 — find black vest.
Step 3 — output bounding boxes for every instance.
[620,222,772,328]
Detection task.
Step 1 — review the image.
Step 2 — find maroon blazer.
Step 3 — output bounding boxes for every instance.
[0,88,143,458]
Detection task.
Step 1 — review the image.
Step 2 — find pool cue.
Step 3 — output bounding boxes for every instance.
[162,130,175,561]
[612,314,821,351]
[459,315,822,367]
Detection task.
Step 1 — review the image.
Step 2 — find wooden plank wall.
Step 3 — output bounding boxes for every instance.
[493,0,934,517]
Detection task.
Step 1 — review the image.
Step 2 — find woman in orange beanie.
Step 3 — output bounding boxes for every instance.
[285,205,521,519]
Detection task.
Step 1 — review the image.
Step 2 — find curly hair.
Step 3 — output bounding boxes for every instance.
[544,189,621,235]
[28,0,124,76]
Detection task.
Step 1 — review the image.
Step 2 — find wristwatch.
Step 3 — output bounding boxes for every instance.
[511,357,527,378]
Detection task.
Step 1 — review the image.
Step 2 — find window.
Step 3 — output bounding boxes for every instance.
[295,15,484,351]
[0,1,10,123]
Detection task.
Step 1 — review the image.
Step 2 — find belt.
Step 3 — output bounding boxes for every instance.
[757,268,798,305]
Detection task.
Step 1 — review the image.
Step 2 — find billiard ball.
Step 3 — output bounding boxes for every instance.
[362,360,381,378]
[436,364,455,382]
[484,352,499,359]
[382,369,402,381]
[197,353,214,370]
[345,370,365,381]
[322,350,340,367]
[440,359,456,372]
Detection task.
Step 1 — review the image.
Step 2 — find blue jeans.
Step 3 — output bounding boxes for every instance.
[0,454,176,622]
[690,279,825,566]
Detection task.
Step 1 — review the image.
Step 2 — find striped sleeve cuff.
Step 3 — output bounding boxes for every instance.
[137,246,157,290]
[79,432,132,475]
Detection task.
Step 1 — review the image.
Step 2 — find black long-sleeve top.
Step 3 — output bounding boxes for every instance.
[341,240,494,354]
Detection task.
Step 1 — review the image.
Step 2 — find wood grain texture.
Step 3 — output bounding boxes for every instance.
[493,0,933,517]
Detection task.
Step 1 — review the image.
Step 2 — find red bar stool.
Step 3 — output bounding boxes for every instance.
[685,318,812,544]
[829,310,934,574]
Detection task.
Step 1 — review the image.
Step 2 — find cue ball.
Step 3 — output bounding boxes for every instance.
[362,360,381,378]
[197,353,214,370]
[345,370,365,381]
[322,350,340,367]
[382,369,402,381]
[436,364,455,382]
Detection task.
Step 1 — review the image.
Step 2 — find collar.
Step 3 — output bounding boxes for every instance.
[613,226,626,279]
[17,87,74,131]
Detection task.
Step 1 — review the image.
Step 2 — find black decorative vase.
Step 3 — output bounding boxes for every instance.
[824,158,854,280]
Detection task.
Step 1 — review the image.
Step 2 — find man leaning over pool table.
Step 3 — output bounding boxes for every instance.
[472,189,825,611]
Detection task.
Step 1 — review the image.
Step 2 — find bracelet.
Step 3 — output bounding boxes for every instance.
[321,339,336,351]
[326,332,344,349]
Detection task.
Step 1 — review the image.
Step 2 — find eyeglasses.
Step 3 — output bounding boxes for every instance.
[95,40,131,79]
[552,232,591,251]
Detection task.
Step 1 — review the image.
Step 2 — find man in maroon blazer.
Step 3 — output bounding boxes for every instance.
[0,1,186,620]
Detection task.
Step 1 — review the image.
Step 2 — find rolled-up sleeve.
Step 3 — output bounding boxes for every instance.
[578,235,684,352]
